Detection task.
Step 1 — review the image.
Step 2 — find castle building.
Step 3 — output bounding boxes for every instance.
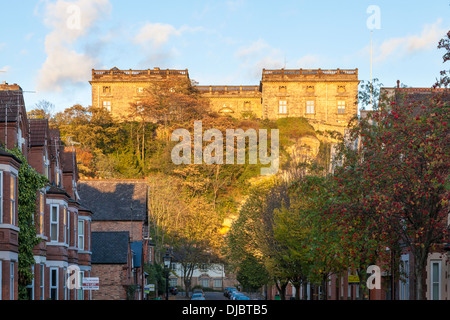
[90,67,359,135]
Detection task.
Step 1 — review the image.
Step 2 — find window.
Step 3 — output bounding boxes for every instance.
[102,86,111,94]
[10,175,16,225]
[279,100,287,114]
[201,278,209,288]
[77,271,84,300]
[103,101,111,112]
[10,262,14,300]
[338,100,346,114]
[44,149,49,179]
[306,101,314,114]
[50,268,58,300]
[40,264,45,300]
[64,267,68,300]
[399,255,409,300]
[0,171,3,224]
[50,205,59,242]
[431,261,441,300]
[136,87,144,94]
[214,279,222,288]
[78,219,84,250]
[169,278,177,287]
[39,193,45,235]
[26,265,34,300]
[64,207,69,245]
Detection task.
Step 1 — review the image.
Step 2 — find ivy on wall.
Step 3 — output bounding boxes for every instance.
[6,147,48,299]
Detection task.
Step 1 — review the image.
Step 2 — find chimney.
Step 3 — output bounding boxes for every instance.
[397,80,400,88]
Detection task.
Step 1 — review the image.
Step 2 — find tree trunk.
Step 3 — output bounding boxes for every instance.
[414,248,428,300]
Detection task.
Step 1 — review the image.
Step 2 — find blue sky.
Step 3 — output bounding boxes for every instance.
[0,0,449,114]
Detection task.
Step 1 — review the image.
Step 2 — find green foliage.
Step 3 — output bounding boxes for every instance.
[236,255,270,292]
[6,147,47,300]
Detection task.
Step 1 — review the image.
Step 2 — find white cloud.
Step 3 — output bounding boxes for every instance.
[375,19,446,62]
[296,54,320,68]
[36,0,111,92]
[134,22,203,48]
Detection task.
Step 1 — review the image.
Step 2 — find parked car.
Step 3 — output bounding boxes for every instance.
[225,287,237,298]
[169,286,178,295]
[230,292,244,300]
[191,293,205,300]
[236,295,250,300]
[224,287,234,296]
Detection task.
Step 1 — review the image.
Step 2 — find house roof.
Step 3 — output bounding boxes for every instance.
[78,179,147,221]
[29,119,49,147]
[91,231,130,264]
[0,88,26,123]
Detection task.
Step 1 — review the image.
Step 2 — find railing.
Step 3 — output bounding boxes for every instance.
[262,68,358,80]
[195,85,260,94]
[92,68,189,79]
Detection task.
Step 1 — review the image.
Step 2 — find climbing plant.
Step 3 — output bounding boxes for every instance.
[6,147,48,299]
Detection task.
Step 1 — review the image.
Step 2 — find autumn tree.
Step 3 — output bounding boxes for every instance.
[334,89,449,300]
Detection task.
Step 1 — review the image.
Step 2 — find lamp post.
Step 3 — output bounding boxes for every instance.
[163,250,172,301]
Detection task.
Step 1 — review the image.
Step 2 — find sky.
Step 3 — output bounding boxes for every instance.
[0,0,449,114]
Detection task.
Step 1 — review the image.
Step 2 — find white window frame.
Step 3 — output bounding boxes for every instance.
[279,100,287,114]
[103,101,111,112]
[64,206,69,245]
[78,219,85,250]
[306,100,315,114]
[39,192,45,236]
[430,260,441,300]
[40,264,45,300]
[50,267,59,300]
[50,205,59,242]
[10,262,14,300]
[399,254,409,300]
[10,174,16,225]
[26,265,35,300]
[77,271,84,300]
[338,100,346,114]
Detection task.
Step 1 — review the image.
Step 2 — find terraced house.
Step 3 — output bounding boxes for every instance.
[0,82,93,300]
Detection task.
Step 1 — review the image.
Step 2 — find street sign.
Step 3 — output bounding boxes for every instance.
[145,284,155,293]
[82,277,99,290]
[348,275,360,284]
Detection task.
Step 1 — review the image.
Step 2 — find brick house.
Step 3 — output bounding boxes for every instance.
[0,83,93,300]
[78,179,149,300]
[91,231,133,300]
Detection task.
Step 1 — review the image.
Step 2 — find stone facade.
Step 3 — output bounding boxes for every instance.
[90,67,359,136]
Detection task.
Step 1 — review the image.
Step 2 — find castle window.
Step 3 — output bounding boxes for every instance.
[102,86,111,94]
[306,101,315,114]
[337,100,346,114]
[279,100,287,114]
[103,101,111,112]
[136,87,144,94]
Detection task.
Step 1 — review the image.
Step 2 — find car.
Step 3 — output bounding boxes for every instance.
[224,287,234,296]
[191,293,205,300]
[236,295,250,300]
[225,287,237,298]
[230,292,244,300]
[193,288,205,296]
[169,286,178,295]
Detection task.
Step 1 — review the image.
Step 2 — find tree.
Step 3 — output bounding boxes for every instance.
[236,255,270,293]
[435,30,450,88]
[335,89,450,300]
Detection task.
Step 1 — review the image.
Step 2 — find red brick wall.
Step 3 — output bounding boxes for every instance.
[92,221,143,242]
[91,264,129,300]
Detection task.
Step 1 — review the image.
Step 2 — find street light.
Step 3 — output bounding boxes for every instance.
[163,250,172,301]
